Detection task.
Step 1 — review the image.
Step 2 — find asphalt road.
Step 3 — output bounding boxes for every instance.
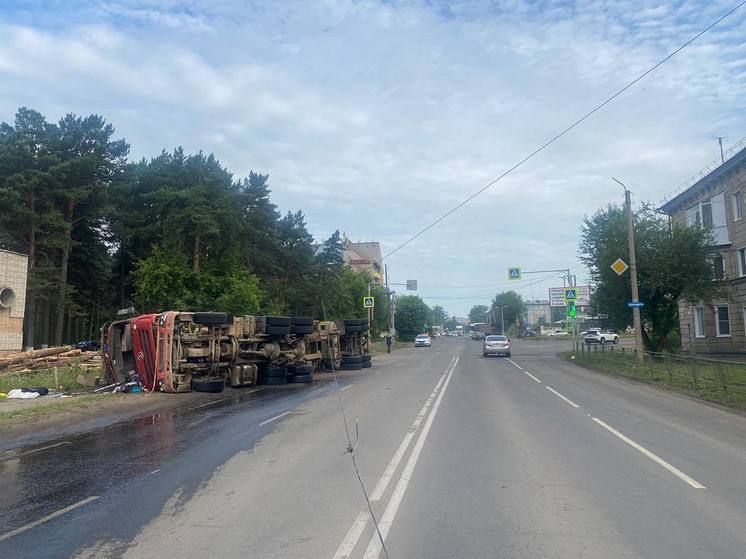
[3,336,746,558]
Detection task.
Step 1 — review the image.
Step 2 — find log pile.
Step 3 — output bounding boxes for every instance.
[0,346,100,375]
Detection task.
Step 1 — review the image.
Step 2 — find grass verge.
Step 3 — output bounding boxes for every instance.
[0,393,109,424]
[566,348,746,410]
[0,364,101,394]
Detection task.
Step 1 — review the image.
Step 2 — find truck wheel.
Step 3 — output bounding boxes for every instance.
[266,325,291,336]
[190,379,225,393]
[342,356,363,364]
[260,377,288,385]
[291,324,314,335]
[265,316,291,327]
[193,312,233,326]
[361,354,371,362]
[362,361,372,369]
[341,362,363,370]
[291,373,313,383]
[291,316,313,326]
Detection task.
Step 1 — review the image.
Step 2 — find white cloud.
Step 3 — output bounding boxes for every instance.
[1,0,746,314]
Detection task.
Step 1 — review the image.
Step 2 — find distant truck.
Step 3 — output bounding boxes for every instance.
[455,325,464,336]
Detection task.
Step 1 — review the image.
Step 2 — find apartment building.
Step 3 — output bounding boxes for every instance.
[659,144,746,353]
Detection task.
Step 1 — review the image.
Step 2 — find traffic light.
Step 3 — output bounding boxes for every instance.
[567,302,576,318]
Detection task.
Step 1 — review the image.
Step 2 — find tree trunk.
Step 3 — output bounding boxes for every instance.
[22,190,37,350]
[120,248,126,307]
[193,233,201,273]
[65,304,72,344]
[53,199,74,346]
[41,296,50,348]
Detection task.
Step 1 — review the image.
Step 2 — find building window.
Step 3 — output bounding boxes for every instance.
[733,191,743,221]
[716,304,731,337]
[685,193,730,245]
[712,253,725,280]
[694,306,705,338]
[739,249,746,277]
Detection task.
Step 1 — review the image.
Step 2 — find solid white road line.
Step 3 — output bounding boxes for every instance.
[545,386,580,408]
[0,496,100,543]
[332,356,456,559]
[522,370,542,383]
[258,411,292,427]
[189,398,230,410]
[339,385,352,392]
[592,417,706,489]
[362,356,459,559]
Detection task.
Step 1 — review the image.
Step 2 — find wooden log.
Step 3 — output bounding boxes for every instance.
[0,345,73,368]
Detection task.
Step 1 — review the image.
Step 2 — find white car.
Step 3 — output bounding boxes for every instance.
[584,329,619,345]
[547,330,568,337]
[414,334,432,347]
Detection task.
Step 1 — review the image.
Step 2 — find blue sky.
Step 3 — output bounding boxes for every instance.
[2,0,745,315]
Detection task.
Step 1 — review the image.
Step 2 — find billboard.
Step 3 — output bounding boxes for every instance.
[549,285,591,307]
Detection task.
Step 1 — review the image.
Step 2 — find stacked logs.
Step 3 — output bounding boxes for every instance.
[0,346,99,374]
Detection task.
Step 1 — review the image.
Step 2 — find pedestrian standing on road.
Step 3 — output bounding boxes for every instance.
[385,332,393,353]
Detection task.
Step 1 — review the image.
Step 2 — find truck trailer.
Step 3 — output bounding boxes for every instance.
[102,312,370,393]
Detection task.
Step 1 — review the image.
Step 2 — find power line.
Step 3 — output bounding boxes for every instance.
[369,1,746,270]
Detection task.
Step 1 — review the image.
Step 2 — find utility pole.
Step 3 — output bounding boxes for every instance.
[500,306,505,335]
[718,136,725,164]
[613,178,644,363]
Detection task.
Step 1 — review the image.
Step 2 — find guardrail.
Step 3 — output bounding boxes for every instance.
[573,343,746,408]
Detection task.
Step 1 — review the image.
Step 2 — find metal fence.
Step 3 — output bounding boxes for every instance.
[574,343,746,408]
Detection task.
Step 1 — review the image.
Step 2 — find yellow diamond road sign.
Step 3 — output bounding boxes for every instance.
[611,258,629,276]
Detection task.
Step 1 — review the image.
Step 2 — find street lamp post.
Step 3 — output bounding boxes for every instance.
[612,178,644,363]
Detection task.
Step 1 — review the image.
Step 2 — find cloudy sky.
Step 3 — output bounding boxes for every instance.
[2,0,745,316]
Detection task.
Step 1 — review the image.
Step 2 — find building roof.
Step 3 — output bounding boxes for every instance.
[0,248,29,259]
[659,141,746,214]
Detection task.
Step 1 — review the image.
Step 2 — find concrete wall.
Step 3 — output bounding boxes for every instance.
[0,249,28,352]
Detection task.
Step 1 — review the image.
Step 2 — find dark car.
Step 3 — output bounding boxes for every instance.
[76,340,101,351]
[517,330,538,338]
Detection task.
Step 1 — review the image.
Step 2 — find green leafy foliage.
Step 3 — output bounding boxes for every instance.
[468,304,489,324]
[491,291,526,334]
[579,203,715,351]
[395,295,431,340]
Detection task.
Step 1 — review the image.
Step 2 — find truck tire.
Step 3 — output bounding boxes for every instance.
[190,378,225,393]
[613,336,619,344]
[362,361,372,368]
[289,364,313,376]
[261,377,288,386]
[291,373,313,383]
[341,362,362,370]
[344,319,362,332]
[361,354,371,362]
[291,324,314,335]
[262,366,288,379]
[291,316,313,326]
[266,316,291,327]
[255,316,266,333]
[193,312,233,326]
[266,325,291,336]
[342,356,363,364]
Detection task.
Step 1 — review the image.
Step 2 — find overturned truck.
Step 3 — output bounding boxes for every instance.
[102,312,370,393]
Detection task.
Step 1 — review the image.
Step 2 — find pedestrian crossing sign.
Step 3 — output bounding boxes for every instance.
[564,288,577,302]
[508,267,521,280]
[363,296,375,308]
